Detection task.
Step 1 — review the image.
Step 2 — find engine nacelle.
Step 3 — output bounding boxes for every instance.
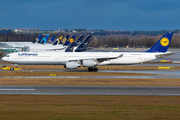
[82,60,98,67]
[64,61,81,69]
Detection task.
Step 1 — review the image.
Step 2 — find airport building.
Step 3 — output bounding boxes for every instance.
[0,42,29,54]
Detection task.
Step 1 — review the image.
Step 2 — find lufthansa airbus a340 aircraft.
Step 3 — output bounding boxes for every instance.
[2,32,175,71]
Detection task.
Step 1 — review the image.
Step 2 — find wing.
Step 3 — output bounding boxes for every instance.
[96,54,123,62]
[69,54,123,63]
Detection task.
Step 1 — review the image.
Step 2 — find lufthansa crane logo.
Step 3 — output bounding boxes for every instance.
[160,37,169,47]
[70,38,74,43]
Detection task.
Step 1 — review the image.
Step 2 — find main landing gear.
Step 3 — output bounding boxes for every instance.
[88,67,98,72]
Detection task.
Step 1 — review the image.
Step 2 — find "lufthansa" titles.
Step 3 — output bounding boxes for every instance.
[18,53,38,56]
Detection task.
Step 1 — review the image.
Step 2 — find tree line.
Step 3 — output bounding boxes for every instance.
[0,32,180,48]
[89,35,180,48]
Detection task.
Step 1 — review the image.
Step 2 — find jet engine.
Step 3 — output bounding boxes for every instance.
[64,61,81,69]
[82,60,98,67]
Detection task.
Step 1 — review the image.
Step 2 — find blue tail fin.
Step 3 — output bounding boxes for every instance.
[66,35,70,41]
[63,35,76,46]
[52,40,58,45]
[65,42,75,52]
[75,35,93,52]
[38,34,49,44]
[32,34,42,43]
[145,32,173,52]
[47,36,55,44]
[74,35,85,47]
[50,36,56,43]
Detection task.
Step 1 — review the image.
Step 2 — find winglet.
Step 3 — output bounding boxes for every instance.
[118,54,123,58]
[145,32,173,52]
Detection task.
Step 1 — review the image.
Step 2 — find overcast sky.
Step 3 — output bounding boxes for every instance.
[0,0,180,31]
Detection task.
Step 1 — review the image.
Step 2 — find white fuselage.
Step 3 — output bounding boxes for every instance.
[2,42,66,52]
[2,51,166,66]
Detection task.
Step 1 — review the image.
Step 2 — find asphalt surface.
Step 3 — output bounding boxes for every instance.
[1,69,180,78]
[0,86,180,95]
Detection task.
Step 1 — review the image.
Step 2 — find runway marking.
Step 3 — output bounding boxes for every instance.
[0,89,35,91]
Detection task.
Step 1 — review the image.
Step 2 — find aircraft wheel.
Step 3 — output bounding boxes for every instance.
[93,67,98,72]
[88,67,98,72]
[10,67,14,71]
[88,67,93,72]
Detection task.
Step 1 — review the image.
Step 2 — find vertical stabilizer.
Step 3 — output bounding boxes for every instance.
[74,35,85,47]
[63,35,76,46]
[47,36,55,44]
[38,34,49,44]
[59,35,69,45]
[65,42,75,52]
[32,34,42,43]
[145,32,173,52]
[75,35,93,52]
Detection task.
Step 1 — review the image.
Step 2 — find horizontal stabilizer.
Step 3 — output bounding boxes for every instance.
[155,52,176,59]
[86,47,93,50]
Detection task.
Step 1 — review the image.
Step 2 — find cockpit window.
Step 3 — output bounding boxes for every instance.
[5,55,9,57]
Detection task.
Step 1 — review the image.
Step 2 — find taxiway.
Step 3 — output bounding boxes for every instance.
[0,86,180,95]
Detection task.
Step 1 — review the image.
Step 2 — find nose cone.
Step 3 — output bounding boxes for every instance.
[2,57,6,62]
[2,57,4,61]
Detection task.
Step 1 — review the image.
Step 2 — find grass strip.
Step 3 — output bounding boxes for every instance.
[0,95,179,120]
[0,71,151,76]
[0,78,180,86]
